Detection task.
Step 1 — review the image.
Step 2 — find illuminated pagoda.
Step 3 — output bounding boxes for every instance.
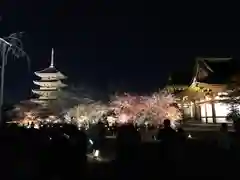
[31,48,67,105]
[165,57,238,124]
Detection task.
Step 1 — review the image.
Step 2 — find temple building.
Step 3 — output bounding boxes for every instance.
[165,57,239,124]
[31,48,67,105]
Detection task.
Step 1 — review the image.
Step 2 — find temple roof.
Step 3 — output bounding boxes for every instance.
[196,58,237,84]
[168,58,238,87]
[166,57,240,98]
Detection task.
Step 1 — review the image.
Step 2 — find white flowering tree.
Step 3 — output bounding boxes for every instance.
[0,32,30,124]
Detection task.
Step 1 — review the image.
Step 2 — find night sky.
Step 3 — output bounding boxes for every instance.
[0,1,239,103]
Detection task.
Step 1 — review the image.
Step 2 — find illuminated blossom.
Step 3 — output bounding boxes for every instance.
[146,92,182,124]
[11,86,182,129]
[67,102,109,128]
[110,91,182,125]
[110,93,148,123]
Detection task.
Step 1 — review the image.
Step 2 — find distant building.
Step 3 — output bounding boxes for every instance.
[31,48,67,105]
[165,57,238,123]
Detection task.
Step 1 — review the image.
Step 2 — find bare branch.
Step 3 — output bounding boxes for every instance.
[0,32,30,70]
[0,38,12,47]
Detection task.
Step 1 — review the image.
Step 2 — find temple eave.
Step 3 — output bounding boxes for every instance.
[38,97,57,100]
[33,81,66,88]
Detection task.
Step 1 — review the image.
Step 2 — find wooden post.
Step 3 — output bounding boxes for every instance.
[211,101,216,123]
[181,100,184,120]
[204,103,208,123]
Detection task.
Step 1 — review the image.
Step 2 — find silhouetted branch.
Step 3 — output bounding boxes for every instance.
[0,32,30,70]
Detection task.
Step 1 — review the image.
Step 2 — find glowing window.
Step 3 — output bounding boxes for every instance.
[215,103,229,117]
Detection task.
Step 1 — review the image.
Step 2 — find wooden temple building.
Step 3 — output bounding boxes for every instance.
[165,57,240,124]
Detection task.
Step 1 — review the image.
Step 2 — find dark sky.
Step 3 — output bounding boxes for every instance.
[0,0,239,103]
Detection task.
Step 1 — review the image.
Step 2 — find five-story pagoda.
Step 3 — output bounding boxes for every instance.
[31,48,67,105]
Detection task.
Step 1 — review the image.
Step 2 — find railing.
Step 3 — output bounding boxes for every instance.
[200,116,232,124]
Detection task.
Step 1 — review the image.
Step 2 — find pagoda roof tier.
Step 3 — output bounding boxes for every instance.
[32,89,58,97]
[34,79,59,83]
[34,71,67,80]
[36,67,59,74]
[32,89,58,93]
[38,96,57,100]
[30,99,46,103]
[35,48,67,79]
[31,97,57,101]
[33,80,67,88]
[30,99,54,104]
[38,87,59,91]
[18,100,40,107]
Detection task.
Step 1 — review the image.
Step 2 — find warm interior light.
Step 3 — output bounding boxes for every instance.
[94,150,100,158]
[215,103,229,117]
[200,103,213,123]
[215,103,229,123]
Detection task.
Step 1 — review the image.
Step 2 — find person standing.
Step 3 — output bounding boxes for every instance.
[92,121,106,159]
[157,119,177,173]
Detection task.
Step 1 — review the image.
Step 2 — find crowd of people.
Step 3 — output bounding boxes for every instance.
[0,119,240,179]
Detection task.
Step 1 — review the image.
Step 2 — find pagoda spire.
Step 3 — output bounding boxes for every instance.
[50,48,54,68]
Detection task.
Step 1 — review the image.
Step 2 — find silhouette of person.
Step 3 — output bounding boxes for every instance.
[232,120,240,153]
[116,124,141,178]
[93,121,106,159]
[216,123,232,175]
[233,120,240,136]
[69,127,87,179]
[157,119,177,172]
[218,123,231,150]
[30,122,35,129]
[157,119,177,142]
[175,127,187,174]
[177,127,187,143]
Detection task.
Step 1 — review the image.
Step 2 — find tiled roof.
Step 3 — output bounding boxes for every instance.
[197,59,237,84]
[36,67,59,74]
[167,58,239,88]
